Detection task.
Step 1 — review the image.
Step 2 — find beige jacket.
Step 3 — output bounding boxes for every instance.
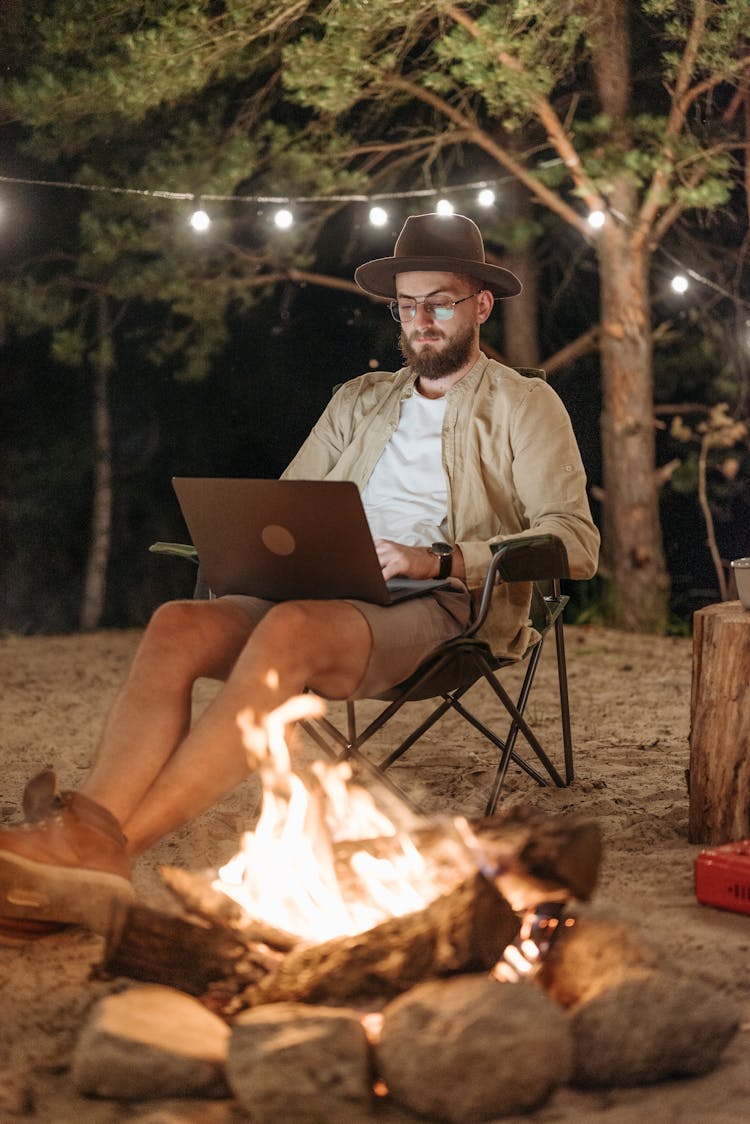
[283,353,600,658]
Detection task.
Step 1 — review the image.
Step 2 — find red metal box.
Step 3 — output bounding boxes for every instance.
[695,840,750,916]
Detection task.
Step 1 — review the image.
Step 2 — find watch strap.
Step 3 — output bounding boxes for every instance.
[430,542,454,580]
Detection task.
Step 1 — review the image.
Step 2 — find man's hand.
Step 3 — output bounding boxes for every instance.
[374,540,465,582]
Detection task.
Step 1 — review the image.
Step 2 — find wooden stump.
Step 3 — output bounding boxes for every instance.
[688,602,750,844]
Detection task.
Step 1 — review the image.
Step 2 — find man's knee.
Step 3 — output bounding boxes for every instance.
[141,598,253,677]
[251,600,372,696]
[146,599,207,650]
[256,600,365,647]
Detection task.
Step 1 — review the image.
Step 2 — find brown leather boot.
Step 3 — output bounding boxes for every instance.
[0,770,135,937]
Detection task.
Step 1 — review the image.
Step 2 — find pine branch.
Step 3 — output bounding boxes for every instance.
[636,5,750,249]
[445,5,605,219]
[382,74,588,234]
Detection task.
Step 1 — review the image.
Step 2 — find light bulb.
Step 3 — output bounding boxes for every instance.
[369,206,388,227]
[587,209,605,229]
[671,274,689,294]
[189,209,211,232]
[274,208,294,229]
[477,188,495,207]
[436,199,454,216]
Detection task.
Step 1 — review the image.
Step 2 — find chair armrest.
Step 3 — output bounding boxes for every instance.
[149,541,199,565]
[490,534,570,582]
[468,534,569,637]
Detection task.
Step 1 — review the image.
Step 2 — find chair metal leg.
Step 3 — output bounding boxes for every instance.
[553,611,574,784]
[346,700,357,745]
[477,651,566,788]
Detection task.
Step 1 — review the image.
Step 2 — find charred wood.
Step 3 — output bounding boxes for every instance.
[239,872,518,1008]
[100,900,282,996]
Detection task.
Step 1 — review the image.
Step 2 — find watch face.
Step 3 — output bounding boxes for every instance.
[431,542,453,557]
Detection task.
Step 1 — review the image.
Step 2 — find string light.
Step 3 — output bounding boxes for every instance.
[189,208,211,232]
[0,172,744,313]
[274,208,294,230]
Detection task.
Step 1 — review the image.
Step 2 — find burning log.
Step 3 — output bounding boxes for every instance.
[239,872,518,1007]
[159,866,302,952]
[100,900,285,997]
[468,810,602,907]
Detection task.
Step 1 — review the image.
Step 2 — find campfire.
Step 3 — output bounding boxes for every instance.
[81,695,739,1121]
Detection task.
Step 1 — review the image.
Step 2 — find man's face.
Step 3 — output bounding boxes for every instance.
[395,271,483,381]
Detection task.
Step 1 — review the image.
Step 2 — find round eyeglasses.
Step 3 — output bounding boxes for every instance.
[388,291,482,323]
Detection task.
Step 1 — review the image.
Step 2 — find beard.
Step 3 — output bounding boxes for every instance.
[399,321,476,381]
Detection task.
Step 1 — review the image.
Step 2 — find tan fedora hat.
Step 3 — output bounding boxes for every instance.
[354,212,522,299]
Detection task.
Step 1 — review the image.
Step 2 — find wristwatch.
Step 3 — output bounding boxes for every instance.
[430,541,454,579]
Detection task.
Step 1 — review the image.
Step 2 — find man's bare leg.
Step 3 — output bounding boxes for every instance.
[81,597,259,826]
[0,596,371,931]
[83,597,373,856]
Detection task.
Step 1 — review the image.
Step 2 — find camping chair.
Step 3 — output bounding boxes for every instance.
[151,367,578,816]
[151,531,573,817]
[296,532,573,816]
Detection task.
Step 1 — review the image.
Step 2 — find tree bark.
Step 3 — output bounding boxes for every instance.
[80,290,114,631]
[597,223,669,629]
[587,0,670,629]
[688,602,750,844]
[500,179,541,369]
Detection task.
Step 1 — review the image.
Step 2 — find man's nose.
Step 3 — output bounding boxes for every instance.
[413,301,436,327]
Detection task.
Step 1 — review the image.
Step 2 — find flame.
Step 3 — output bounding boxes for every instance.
[212,694,457,943]
[210,692,572,982]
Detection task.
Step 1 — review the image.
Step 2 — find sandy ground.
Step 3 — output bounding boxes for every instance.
[1,622,750,1122]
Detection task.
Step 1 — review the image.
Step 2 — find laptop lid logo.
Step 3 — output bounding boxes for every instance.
[261,524,296,556]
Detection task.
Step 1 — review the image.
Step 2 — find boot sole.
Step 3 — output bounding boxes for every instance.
[0,851,135,935]
[0,915,70,944]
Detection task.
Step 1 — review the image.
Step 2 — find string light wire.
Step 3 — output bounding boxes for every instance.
[0,172,747,310]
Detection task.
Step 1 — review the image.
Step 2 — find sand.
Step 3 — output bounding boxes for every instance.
[1,623,749,1122]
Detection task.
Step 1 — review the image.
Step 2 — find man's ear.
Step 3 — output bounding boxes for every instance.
[477,289,494,324]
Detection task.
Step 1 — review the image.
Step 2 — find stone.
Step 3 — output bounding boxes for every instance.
[569,970,740,1087]
[70,984,230,1099]
[376,974,573,1123]
[226,1001,372,1123]
[539,912,661,1008]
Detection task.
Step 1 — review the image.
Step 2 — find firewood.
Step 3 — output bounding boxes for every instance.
[159,865,301,952]
[100,900,282,996]
[239,872,518,1007]
[467,810,602,905]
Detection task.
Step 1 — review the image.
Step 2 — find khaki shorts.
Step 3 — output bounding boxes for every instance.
[222,584,473,699]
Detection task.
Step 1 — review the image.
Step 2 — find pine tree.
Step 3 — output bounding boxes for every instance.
[3,1,748,630]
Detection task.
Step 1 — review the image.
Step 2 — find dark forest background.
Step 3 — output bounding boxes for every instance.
[1,1,749,635]
[3,195,746,635]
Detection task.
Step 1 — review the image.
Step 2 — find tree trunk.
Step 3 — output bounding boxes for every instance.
[501,180,541,369]
[80,290,114,631]
[597,222,670,630]
[587,0,670,630]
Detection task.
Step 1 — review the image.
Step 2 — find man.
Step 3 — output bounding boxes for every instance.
[0,213,599,937]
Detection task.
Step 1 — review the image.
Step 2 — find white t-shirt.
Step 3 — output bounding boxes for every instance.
[361,389,449,546]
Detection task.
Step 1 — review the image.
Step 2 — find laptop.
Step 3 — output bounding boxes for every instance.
[171,477,451,606]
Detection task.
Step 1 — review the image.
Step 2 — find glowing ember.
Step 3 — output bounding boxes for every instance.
[212,695,458,943]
